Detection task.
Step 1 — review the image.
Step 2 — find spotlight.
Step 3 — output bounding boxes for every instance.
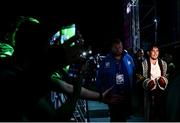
[154,19,157,23]
[88,50,92,54]
[82,52,87,56]
[126,2,131,14]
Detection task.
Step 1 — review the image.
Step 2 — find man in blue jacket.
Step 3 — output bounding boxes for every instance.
[96,38,135,122]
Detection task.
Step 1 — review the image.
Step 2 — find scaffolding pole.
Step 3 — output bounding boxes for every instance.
[124,0,140,53]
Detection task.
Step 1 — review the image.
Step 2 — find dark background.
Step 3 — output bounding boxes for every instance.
[0,0,179,54]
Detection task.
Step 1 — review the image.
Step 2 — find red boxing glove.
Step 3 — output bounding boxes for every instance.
[147,80,156,90]
[157,77,166,88]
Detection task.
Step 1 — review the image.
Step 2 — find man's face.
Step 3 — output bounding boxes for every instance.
[112,42,123,56]
[149,47,159,60]
[137,50,144,57]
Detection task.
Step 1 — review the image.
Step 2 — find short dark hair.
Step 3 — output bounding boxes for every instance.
[137,48,144,53]
[148,43,159,51]
[111,38,124,47]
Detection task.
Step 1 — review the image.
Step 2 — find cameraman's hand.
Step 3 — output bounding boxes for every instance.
[102,86,124,104]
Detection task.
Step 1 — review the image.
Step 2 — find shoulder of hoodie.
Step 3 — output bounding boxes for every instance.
[123,50,134,61]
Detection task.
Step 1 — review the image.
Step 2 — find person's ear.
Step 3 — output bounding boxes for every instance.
[147,51,150,56]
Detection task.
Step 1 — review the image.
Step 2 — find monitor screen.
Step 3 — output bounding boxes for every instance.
[50,31,61,46]
[60,24,76,44]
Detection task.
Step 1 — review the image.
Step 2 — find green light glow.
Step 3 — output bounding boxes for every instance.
[4,51,12,56]
[29,17,40,24]
[70,42,75,47]
[0,55,6,58]
[63,65,70,73]
[51,72,63,80]
[12,31,16,47]
[0,43,14,57]
[60,24,76,44]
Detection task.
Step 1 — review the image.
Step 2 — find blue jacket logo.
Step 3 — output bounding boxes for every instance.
[127,60,131,65]
[105,62,110,68]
